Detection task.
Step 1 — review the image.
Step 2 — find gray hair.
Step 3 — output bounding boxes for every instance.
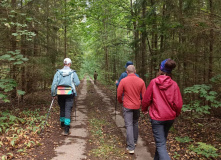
[127,65,136,74]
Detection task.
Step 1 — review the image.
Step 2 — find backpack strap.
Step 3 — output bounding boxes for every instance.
[56,69,62,87]
[70,70,76,95]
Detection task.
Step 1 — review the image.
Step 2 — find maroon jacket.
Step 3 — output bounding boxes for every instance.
[142,75,183,121]
[117,74,146,109]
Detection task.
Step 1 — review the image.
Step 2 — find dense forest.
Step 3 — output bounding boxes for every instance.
[0,0,221,159]
[1,0,221,103]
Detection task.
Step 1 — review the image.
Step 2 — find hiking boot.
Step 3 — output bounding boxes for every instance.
[126,148,134,154]
[61,122,65,128]
[63,125,70,136]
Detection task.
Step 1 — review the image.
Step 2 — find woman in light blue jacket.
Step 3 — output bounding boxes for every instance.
[51,58,80,135]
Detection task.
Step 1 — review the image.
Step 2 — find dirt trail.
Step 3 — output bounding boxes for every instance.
[52,77,152,160]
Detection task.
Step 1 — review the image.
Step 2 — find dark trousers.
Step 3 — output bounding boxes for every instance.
[150,119,174,160]
[58,94,74,125]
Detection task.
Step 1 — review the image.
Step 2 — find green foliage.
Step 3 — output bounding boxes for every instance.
[175,136,193,143]
[0,108,49,158]
[0,109,45,135]
[0,0,9,8]
[0,111,25,133]
[0,0,34,102]
[0,79,17,92]
[17,90,26,96]
[169,126,178,134]
[0,50,27,102]
[173,152,180,159]
[26,141,35,148]
[210,74,221,83]
[0,50,28,65]
[11,29,36,41]
[182,84,221,115]
[0,79,17,102]
[188,142,218,158]
[79,0,134,83]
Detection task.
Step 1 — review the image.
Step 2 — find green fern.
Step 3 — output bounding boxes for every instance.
[189,142,218,158]
[175,136,193,143]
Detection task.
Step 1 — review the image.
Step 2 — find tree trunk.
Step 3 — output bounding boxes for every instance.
[160,3,166,52]
[208,0,214,80]
[150,0,157,79]
[20,34,26,102]
[10,0,17,99]
[140,0,147,83]
[130,0,139,70]
[64,0,67,58]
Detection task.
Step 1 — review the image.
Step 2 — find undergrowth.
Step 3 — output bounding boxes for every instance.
[0,108,53,159]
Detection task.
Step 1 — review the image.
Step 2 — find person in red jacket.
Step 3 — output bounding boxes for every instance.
[117,65,146,154]
[142,59,183,160]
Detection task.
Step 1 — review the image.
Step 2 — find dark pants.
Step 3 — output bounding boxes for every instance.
[123,107,140,150]
[150,119,174,160]
[58,94,74,125]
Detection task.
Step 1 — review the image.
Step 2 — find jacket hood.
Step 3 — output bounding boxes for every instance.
[155,75,173,90]
[58,70,73,77]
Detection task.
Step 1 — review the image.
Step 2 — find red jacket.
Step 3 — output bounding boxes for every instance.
[117,74,146,109]
[142,75,183,121]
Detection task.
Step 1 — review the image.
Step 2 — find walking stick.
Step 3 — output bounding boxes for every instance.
[40,97,55,134]
[74,96,77,121]
[115,86,117,119]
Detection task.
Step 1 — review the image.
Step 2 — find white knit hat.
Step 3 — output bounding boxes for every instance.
[64,58,72,64]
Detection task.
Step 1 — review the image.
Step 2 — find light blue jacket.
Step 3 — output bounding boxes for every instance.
[51,66,80,96]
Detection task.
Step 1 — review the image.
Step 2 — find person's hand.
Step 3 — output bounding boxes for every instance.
[141,107,148,114]
[115,80,118,84]
[144,111,148,115]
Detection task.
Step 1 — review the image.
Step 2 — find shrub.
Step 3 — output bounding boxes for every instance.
[188,142,218,158]
[182,84,221,115]
[175,136,193,143]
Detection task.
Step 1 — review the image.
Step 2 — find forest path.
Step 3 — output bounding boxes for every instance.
[52,77,152,160]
